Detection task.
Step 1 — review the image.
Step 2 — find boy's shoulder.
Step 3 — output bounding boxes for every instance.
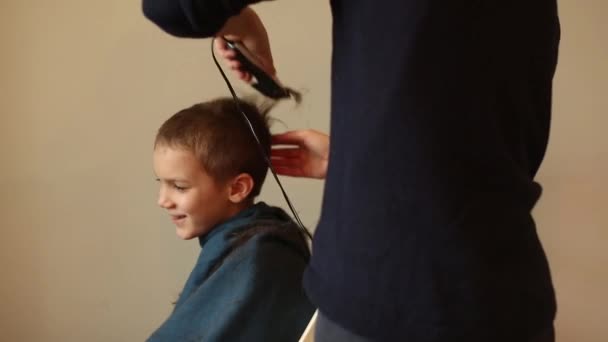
[230,214,310,263]
[204,214,310,290]
[205,202,310,277]
[226,202,308,254]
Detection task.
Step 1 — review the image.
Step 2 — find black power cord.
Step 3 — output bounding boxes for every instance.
[210,38,312,241]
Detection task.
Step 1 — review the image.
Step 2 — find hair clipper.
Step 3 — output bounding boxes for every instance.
[223,38,292,100]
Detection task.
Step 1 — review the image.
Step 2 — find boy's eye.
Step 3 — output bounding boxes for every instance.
[173,184,188,191]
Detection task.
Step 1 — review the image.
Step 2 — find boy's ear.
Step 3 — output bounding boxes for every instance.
[228,173,254,203]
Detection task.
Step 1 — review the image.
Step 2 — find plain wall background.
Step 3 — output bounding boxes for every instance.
[0,1,605,341]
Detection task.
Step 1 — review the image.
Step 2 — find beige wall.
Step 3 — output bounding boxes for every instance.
[0,1,605,341]
[534,1,608,341]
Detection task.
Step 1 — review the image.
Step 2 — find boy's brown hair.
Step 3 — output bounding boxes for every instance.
[154,97,273,198]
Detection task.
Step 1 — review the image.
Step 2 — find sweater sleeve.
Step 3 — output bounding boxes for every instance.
[147,235,315,342]
[142,0,267,38]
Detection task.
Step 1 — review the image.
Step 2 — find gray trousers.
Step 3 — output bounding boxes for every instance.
[314,311,555,342]
[314,311,372,342]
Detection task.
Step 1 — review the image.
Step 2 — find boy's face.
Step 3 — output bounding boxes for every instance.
[153,144,234,240]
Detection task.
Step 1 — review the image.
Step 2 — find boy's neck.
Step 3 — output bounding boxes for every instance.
[225,199,256,221]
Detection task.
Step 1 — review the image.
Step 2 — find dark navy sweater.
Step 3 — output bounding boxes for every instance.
[143,1,560,340]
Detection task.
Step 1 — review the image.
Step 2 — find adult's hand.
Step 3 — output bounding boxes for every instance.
[214,7,276,83]
[271,130,330,179]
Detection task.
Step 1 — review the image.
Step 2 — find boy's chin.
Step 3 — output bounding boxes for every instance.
[175,224,209,240]
[175,226,197,240]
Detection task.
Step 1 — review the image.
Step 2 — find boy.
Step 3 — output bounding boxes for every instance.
[149,98,315,341]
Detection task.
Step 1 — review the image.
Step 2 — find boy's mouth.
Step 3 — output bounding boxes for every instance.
[171,215,187,225]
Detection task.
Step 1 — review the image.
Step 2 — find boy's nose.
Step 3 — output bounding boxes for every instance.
[157,190,174,209]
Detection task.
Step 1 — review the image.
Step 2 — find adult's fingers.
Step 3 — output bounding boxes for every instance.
[271,131,306,146]
[272,166,304,178]
[271,148,301,158]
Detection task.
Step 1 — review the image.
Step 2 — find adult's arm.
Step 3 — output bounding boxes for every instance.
[142,0,268,38]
